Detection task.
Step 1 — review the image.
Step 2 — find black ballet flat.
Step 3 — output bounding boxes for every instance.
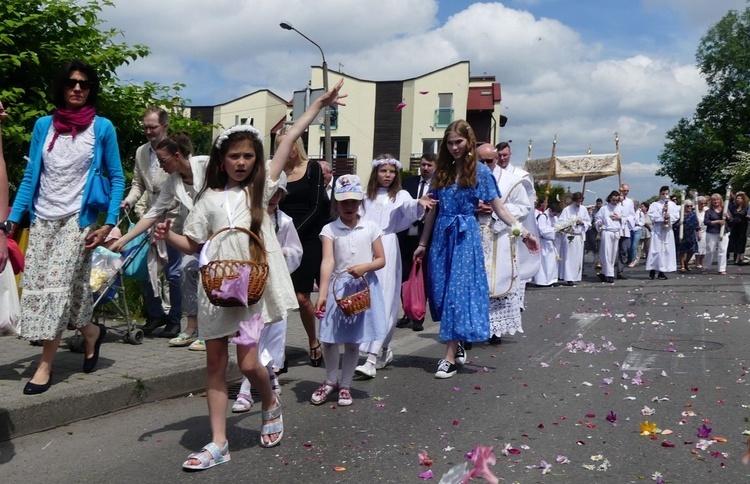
[274,359,288,376]
[23,374,52,395]
[83,323,107,373]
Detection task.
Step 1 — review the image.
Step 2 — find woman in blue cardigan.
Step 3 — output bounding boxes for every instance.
[9,60,125,394]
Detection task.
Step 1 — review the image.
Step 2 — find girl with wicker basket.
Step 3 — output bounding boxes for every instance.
[310,174,387,407]
[355,154,430,378]
[153,80,346,469]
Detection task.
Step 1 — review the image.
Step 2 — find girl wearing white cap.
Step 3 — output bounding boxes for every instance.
[311,174,387,406]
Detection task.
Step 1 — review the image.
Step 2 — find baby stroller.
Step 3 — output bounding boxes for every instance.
[67,210,150,351]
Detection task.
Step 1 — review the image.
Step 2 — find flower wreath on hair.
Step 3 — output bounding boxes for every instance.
[371,157,402,170]
[215,124,262,150]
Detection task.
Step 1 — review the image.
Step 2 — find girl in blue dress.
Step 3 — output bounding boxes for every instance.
[414,120,539,379]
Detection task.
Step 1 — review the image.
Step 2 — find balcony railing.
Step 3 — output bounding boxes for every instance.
[434,108,453,127]
[309,155,357,175]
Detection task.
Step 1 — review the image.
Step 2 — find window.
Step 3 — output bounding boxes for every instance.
[422,139,440,155]
[318,105,338,130]
[435,93,453,127]
[234,116,254,125]
[318,136,350,158]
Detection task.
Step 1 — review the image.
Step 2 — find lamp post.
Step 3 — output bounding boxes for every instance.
[280,21,332,168]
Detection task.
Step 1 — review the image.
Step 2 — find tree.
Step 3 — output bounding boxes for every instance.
[657,6,750,194]
[0,0,214,196]
[534,181,567,206]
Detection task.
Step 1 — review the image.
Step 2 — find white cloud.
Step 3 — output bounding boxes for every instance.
[643,0,747,28]
[98,0,715,198]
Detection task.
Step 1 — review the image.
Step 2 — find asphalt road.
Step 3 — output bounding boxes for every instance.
[2,268,749,483]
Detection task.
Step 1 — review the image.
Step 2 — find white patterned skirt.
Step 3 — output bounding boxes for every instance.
[19,216,94,340]
[489,287,524,337]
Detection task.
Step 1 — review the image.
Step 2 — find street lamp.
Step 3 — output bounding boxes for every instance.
[280,21,332,168]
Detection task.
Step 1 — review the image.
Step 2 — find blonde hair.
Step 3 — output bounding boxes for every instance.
[275,133,309,166]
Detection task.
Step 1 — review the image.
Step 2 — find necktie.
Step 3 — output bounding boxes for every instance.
[409,180,427,236]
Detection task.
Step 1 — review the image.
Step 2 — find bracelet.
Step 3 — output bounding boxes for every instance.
[418,243,427,247]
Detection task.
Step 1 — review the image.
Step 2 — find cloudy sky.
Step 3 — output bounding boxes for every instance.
[99,0,747,202]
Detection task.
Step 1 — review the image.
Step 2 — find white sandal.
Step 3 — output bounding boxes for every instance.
[231,393,253,413]
[259,396,283,448]
[182,441,230,470]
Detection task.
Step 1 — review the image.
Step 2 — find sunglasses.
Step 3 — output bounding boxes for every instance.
[64,79,93,90]
[478,158,494,163]
[157,153,175,164]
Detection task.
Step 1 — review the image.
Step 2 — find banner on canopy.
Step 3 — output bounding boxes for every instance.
[525,153,620,183]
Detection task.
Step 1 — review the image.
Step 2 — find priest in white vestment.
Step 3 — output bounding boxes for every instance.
[646,186,681,279]
[557,192,591,285]
[595,190,624,283]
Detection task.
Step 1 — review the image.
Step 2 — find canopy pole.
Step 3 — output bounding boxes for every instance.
[544,134,557,205]
[615,131,621,188]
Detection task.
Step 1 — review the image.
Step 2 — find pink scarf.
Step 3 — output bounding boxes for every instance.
[47,105,96,151]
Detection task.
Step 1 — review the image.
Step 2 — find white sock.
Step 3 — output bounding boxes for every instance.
[340,344,360,389]
[322,342,340,385]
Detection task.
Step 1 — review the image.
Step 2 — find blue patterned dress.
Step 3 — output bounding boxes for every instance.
[427,163,500,342]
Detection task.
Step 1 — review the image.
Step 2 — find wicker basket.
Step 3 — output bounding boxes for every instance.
[333,271,371,317]
[200,226,269,307]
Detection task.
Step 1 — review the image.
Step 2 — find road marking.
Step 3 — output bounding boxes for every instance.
[530,312,607,364]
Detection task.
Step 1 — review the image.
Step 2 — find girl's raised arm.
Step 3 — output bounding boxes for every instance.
[268,79,346,182]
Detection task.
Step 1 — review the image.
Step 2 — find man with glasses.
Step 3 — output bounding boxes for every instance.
[475,142,535,345]
[121,107,183,338]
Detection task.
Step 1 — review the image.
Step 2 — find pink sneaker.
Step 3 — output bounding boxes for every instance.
[311,381,338,405]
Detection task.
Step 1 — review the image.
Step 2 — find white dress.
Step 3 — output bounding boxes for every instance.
[595,203,623,277]
[359,189,421,353]
[259,209,303,367]
[182,178,298,340]
[558,204,591,282]
[533,209,559,286]
[318,218,387,344]
[696,207,707,255]
[646,199,680,273]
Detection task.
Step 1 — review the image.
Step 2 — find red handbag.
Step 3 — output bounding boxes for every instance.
[402,259,426,321]
[6,237,24,274]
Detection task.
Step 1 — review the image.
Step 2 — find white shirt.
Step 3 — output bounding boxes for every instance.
[35,122,96,221]
[620,197,636,236]
[320,217,382,273]
[596,203,624,232]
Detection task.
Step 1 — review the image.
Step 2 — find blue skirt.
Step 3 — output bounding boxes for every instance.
[319,272,386,344]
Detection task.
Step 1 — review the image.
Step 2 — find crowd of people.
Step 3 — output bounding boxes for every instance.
[539,184,750,285]
[1,59,748,471]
